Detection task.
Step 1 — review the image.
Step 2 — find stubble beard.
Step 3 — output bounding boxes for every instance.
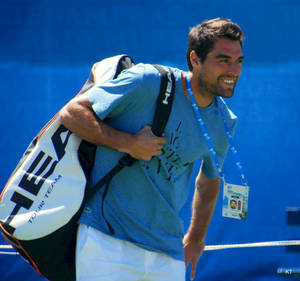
[198,75,236,99]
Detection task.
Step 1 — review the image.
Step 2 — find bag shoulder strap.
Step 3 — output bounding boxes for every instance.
[151,65,176,137]
[85,65,176,202]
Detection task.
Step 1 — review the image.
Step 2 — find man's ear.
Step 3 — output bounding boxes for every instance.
[190,50,202,70]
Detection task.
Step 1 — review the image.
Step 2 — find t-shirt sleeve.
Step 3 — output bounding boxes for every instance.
[201,153,226,180]
[84,64,150,120]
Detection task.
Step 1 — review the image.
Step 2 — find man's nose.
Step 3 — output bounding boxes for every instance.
[228,62,242,76]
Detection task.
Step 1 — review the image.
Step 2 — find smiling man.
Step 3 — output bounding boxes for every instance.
[182,19,244,280]
[60,17,244,281]
[195,40,244,98]
[185,20,244,104]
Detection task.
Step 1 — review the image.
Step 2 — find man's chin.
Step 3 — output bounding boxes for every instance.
[218,89,234,98]
[223,92,234,98]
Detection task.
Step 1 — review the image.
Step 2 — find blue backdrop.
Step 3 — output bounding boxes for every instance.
[0,0,299,280]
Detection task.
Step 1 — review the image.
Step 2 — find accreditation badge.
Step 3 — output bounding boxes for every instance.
[222,182,249,220]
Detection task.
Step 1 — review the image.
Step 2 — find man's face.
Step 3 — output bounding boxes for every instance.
[196,38,244,98]
[230,200,237,209]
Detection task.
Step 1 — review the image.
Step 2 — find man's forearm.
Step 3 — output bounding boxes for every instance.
[187,172,220,242]
[183,171,220,280]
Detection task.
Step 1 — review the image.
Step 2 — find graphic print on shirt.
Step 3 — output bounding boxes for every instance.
[144,121,190,183]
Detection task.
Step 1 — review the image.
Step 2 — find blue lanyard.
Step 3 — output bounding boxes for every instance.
[185,75,248,186]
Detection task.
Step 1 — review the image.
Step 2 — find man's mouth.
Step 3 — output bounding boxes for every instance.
[223,79,235,85]
[220,76,237,87]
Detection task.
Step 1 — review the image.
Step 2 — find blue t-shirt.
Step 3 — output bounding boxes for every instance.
[79,63,237,261]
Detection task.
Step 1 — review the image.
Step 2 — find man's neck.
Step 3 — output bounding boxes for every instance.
[181,71,214,108]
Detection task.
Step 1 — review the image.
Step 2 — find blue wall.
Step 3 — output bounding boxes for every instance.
[1,0,300,280]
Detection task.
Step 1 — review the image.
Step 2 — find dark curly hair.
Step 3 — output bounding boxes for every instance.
[186,18,244,71]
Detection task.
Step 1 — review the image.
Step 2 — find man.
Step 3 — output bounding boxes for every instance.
[60,17,244,281]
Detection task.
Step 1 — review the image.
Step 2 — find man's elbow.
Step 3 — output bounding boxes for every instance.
[58,97,83,131]
[59,103,72,128]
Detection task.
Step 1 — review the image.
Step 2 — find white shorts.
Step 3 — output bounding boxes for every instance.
[76,224,185,281]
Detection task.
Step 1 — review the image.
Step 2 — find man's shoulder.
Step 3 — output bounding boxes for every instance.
[129,63,182,78]
[117,63,161,85]
[123,63,181,90]
[217,98,238,133]
[218,98,238,120]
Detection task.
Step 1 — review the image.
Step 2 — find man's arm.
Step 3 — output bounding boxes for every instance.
[183,167,220,280]
[59,95,167,161]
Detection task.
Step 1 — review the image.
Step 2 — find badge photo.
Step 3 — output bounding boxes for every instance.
[222,182,249,220]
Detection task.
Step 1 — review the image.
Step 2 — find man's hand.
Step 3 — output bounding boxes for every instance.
[129,125,167,161]
[183,234,205,280]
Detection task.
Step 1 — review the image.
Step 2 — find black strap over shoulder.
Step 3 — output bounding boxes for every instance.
[85,65,176,203]
[152,64,176,137]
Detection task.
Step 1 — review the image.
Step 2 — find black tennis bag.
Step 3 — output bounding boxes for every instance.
[0,55,175,281]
